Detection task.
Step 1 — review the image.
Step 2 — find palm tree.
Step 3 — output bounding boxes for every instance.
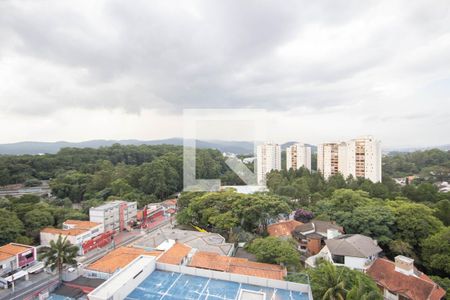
[309,260,382,300]
[310,261,347,300]
[40,235,78,281]
[347,277,382,300]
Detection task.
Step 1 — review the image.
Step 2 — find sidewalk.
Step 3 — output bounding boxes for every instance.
[0,272,57,300]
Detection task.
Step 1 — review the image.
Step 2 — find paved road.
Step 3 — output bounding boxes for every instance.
[0,272,57,300]
[0,218,173,300]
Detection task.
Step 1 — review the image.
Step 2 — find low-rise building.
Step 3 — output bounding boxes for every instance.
[189,251,287,280]
[84,246,162,279]
[137,204,166,228]
[89,200,137,232]
[40,220,108,255]
[367,256,446,300]
[133,228,234,256]
[305,234,382,271]
[219,185,269,194]
[267,220,303,238]
[437,181,450,193]
[161,198,177,211]
[156,242,192,266]
[292,220,344,255]
[0,243,36,277]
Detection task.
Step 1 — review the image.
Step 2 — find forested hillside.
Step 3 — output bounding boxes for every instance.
[383,148,450,181]
[0,144,244,202]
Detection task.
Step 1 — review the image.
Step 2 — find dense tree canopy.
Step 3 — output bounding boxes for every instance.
[246,236,301,271]
[383,149,450,180]
[177,191,291,237]
[421,227,450,277]
[386,200,444,249]
[0,208,24,245]
[0,195,89,244]
[0,144,241,203]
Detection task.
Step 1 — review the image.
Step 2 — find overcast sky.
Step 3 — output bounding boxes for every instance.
[0,0,449,147]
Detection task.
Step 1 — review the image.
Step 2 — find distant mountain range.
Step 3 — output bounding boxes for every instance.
[0,139,447,155]
[383,144,450,153]
[0,139,257,155]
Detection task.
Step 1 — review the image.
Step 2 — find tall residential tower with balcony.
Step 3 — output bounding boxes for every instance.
[317,136,381,182]
[286,143,312,171]
[256,143,281,185]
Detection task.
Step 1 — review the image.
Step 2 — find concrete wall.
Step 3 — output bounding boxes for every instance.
[344,256,368,270]
[88,256,155,300]
[307,238,322,255]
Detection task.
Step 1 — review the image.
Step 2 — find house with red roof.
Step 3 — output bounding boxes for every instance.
[267,220,303,238]
[367,256,446,300]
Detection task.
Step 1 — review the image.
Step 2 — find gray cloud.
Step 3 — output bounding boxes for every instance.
[0,0,449,146]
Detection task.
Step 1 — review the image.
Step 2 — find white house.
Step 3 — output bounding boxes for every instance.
[305,234,382,271]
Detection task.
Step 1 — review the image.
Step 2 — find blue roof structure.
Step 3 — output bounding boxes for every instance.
[125,270,309,300]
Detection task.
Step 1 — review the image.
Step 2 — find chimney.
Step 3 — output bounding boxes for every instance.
[394,255,415,276]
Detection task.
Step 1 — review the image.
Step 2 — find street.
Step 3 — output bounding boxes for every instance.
[0,217,173,300]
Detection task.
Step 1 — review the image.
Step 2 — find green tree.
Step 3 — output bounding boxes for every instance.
[387,200,444,248]
[306,261,382,300]
[347,277,383,300]
[435,199,450,226]
[40,235,79,280]
[177,191,290,234]
[139,159,179,199]
[209,211,239,238]
[14,235,33,245]
[50,171,92,202]
[24,209,55,240]
[388,240,416,259]
[0,209,24,244]
[314,189,375,221]
[339,205,395,245]
[246,237,301,271]
[110,178,133,196]
[421,227,450,276]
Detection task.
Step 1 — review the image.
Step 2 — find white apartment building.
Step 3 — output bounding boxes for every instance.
[256,143,281,185]
[40,220,104,255]
[317,136,381,182]
[286,143,312,171]
[89,200,137,232]
[346,136,382,183]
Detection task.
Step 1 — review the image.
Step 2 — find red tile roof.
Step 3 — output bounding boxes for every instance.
[0,243,33,261]
[189,251,287,280]
[367,258,446,300]
[157,243,191,265]
[162,199,177,206]
[63,220,101,230]
[41,227,87,236]
[86,247,162,274]
[267,220,303,237]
